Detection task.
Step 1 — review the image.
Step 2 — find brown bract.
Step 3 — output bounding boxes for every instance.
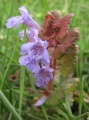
[38,11,75,47]
[54,28,79,58]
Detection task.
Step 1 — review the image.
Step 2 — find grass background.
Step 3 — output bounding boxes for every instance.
[0,0,89,120]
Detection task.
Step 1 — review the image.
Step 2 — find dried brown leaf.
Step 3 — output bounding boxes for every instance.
[56,13,74,41]
[54,28,79,59]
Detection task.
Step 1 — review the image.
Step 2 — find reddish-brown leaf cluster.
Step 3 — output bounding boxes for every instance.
[38,11,79,59]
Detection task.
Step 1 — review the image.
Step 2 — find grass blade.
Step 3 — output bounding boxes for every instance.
[0,90,22,120]
[19,66,25,116]
[0,38,19,90]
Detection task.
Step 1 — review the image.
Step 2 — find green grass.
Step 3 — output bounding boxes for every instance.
[0,0,89,120]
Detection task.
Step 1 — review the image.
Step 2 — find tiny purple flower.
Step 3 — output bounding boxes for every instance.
[33,66,54,88]
[19,29,24,40]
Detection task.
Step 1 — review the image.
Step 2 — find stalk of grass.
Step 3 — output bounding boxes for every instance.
[8,100,16,120]
[78,78,84,116]
[78,41,84,116]
[0,38,19,90]
[0,90,22,120]
[4,0,15,63]
[74,112,89,120]
[54,107,69,120]
[19,66,25,116]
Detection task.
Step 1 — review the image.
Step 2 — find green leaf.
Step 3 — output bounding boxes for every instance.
[46,78,79,106]
[58,45,79,77]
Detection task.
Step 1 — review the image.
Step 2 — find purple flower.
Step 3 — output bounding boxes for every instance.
[19,6,40,30]
[6,16,23,28]
[26,28,38,41]
[30,37,50,65]
[33,66,54,88]
[19,54,40,72]
[20,37,50,65]
[6,6,41,30]
[19,30,24,40]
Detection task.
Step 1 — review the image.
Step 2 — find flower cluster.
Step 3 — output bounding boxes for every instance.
[6,6,53,88]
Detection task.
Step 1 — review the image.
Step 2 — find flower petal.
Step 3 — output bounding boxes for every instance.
[26,58,40,72]
[42,49,50,65]
[20,42,34,55]
[26,28,38,41]
[19,55,31,65]
[34,66,54,88]
[6,16,23,28]
[34,96,47,107]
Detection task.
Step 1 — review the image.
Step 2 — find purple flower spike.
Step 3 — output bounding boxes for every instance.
[19,30,24,40]
[19,6,41,30]
[34,66,54,88]
[6,16,23,28]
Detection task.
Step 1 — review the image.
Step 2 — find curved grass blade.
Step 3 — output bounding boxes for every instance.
[0,90,22,120]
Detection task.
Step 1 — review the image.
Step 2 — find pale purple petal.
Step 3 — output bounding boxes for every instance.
[42,50,50,65]
[19,6,41,30]
[26,57,40,72]
[26,28,38,41]
[34,96,47,107]
[33,66,54,87]
[19,6,29,17]
[30,42,44,56]
[19,29,24,40]
[35,78,47,88]
[6,16,23,28]
[41,40,48,48]
[20,42,34,55]
[19,55,31,65]
[19,54,40,72]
